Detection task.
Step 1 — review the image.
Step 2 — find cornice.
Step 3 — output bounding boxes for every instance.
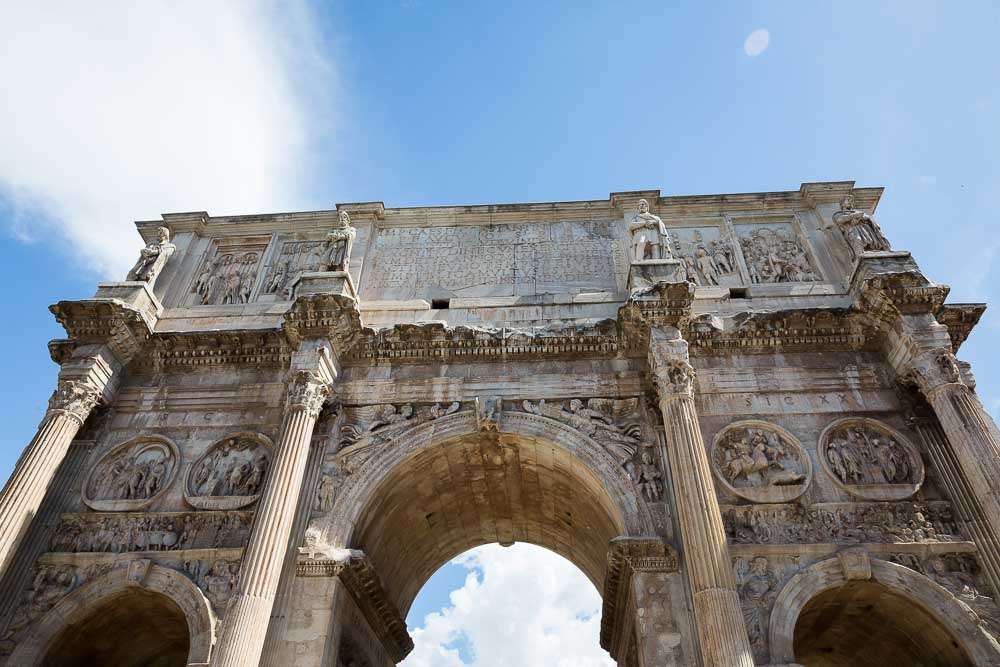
[936,303,987,351]
[49,298,155,366]
[346,319,623,364]
[684,308,871,355]
[137,330,292,370]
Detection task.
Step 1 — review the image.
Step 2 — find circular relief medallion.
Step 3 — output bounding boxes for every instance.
[710,420,811,503]
[83,436,180,511]
[184,433,273,510]
[818,418,924,501]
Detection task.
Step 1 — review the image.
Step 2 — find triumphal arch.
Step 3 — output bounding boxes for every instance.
[0,181,999,666]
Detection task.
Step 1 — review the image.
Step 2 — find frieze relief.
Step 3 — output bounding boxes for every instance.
[82,436,180,512]
[185,433,273,510]
[261,240,327,298]
[723,500,959,545]
[49,511,253,553]
[818,418,924,501]
[710,421,811,503]
[735,222,820,284]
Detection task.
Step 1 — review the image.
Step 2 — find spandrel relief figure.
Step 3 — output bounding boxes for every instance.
[185,434,273,510]
[738,225,820,284]
[321,210,357,272]
[522,398,642,464]
[629,199,672,262]
[633,450,662,502]
[735,557,776,661]
[126,226,175,287]
[711,421,810,503]
[337,402,460,473]
[833,193,891,257]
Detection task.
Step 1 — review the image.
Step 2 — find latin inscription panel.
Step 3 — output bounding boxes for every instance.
[360,220,627,300]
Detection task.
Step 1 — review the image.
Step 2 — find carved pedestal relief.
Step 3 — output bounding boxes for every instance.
[710,420,811,503]
[185,432,274,510]
[82,436,180,511]
[819,418,924,501]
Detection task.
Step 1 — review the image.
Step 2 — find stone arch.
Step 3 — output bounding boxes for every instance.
[768,556,1000,665]
[8,561,215,666]
[324,409,657,615]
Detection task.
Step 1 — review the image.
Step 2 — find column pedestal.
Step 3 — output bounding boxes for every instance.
[648,327,754,667]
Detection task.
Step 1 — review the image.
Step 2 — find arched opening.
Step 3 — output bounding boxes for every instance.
[792,580,970,666]
[352,430,627,617]
[402,543,613,666]
[42,587,190,667]
[325,411,661,665]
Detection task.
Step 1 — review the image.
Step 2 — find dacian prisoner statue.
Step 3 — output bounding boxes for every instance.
[629,198,672,261]
[126,226,175,287]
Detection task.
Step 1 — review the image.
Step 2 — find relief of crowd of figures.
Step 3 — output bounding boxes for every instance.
[49,512,252,553]
[192,251,262,305]
[723,501,959,545]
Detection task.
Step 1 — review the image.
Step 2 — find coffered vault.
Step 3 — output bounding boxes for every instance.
[0,181,997,667]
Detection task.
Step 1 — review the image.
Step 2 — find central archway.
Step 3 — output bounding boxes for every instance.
[324,409,660,663]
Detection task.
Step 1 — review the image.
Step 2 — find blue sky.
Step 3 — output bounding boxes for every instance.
[1,3,998,664]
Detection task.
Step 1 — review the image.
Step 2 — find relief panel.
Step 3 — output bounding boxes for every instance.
[184,432,273,510]
[668,225,741,287]
[189,237,269,305]
[82,436,180,512]
[710,420,811,503]
[733,220,821,284]
[818,418,924,501]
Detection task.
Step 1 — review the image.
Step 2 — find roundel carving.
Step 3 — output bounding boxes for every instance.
[83,436,180,511]
[710,420,811,503]
[818,418,924,501]
[185,433,273,510]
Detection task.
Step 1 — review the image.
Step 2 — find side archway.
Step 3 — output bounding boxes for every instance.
[8,561,215,666]
[768,556,1000,666]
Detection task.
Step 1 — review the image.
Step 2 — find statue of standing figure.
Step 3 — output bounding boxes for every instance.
[127,226,175,288]
[320,210,357,272]
[628,199,672,262]
[832,193,891,257]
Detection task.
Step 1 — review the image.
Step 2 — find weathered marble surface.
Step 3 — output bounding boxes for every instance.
[2,182,999,667]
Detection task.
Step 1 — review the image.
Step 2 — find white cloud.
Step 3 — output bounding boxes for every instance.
[402,544,615,667]
[744,29,770,57]
[0,1,334,277]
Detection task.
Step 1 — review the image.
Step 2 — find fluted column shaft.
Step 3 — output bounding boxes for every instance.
[649,327,754,667]
[212,370,331,667]
[0,381,99,577]
[912,350,1000,539]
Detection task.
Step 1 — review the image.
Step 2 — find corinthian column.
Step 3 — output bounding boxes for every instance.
[212,350,335,667]
[648,327,754,667]
[908,348,1000,537]
[0,379,100,577]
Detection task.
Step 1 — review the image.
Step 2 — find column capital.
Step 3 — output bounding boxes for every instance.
[648,327,695,398]
[285,370,332,419]
[46,379,101,425]
[905,348,966,397]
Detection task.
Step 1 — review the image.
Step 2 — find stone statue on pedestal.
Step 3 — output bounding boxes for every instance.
[126,227,175,287]
[833,193,891,257]
[320,210,357,272]
[629,199,672,261]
